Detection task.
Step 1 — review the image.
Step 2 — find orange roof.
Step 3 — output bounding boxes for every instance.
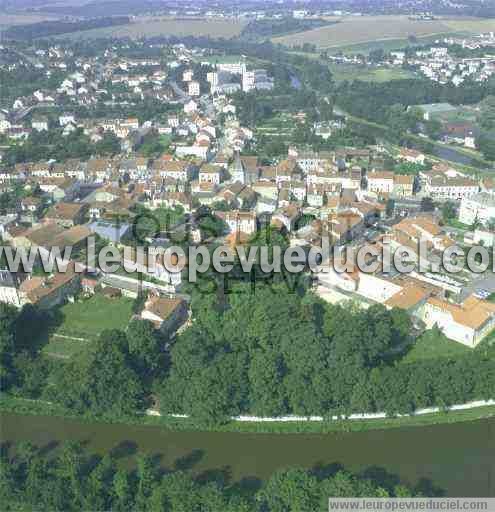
[427,295,495,330]
[385,285,430,310]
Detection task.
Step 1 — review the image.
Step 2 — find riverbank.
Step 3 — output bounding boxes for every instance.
[2,395,495,434]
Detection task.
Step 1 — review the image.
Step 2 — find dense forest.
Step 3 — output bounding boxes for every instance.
[0,441,428,511]
[1,266,494,426]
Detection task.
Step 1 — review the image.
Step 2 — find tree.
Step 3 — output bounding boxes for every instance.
[0,303,18,391]
[441,201,457,224]
[127,319,165,377]
[257,468,320,512]
[49,330,145,417]
[477,133,495,161]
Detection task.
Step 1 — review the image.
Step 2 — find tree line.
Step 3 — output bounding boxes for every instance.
[159,278,495,425]
[1,273,494,427]
[0,440,429,511]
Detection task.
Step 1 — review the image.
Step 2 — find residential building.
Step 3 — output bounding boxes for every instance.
[367,171,394,194]
[393,175,415,197]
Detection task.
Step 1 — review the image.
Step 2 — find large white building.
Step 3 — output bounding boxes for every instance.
[422,295,495,348]
[0,270,21,307]
[424,175,479,201]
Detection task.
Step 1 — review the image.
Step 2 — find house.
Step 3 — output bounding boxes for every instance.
[175,144,209,160]
[0,270,22,307]
[38,177,80,202]
[43,202,88,228]
[87,221,130,245]
[188,80,200,97]
[59,113,76,126]
[422,295,495,347]
[223,210,257,235]
[393,175,415,197]
[184,100,198,114]
[398,148,426,165]
[20,196,43,224]
[367,171,394,194]
[141,295,188,334]
[271,205,301,232]
[199,164,222,185]
[18,263,81,309]
[252,180,278,201]
[327,211,364,244]
[153,160,195,182]
[31,116,49,132]
[0,111,11,133]
[307,184,325,208]
[384,283,430,318]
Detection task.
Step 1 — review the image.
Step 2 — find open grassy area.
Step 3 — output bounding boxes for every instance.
[53,294,133,338]
[42,294,134,359]
[401,329,471,364]
[255,113,295,138]
[62,16,246,41]
[328,63,418,83]
[272,15,492,50]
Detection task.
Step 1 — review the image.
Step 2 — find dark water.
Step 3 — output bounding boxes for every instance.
[432,145,480,167]
[1,413,495,496]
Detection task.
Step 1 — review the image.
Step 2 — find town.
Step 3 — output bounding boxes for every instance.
[0,1,495,508]
[0,36,494,352]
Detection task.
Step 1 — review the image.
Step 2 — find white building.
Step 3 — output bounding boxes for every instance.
[0,270,21,307]
[422,295,495,348]
[224,211,257,235]
[184,100,198,114]
[367,171,394,194]
[188,80,200,97]
[424,176,479,201]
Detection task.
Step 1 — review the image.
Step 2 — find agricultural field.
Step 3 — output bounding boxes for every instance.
[272,15,494,50]
[328,63,418,83]
[42,294,134,359]
[0,13,60,31]
[63,16,246,41]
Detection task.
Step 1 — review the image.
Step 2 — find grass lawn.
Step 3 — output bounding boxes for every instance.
[447,219,472,231]
[401,329,470,364]
[42,294,134,359]
[41,335,91,360]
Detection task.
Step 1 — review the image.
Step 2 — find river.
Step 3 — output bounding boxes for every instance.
[1,413,494,496]
[432,145,482,167]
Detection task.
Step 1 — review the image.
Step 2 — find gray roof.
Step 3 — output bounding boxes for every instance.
[87,221,130,243]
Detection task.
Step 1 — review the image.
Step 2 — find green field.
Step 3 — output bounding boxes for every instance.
[273,15,492,50]
[328,63,418,82]
[401,329,471,364]
[324,33,460,55]
[42,294,134,359]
